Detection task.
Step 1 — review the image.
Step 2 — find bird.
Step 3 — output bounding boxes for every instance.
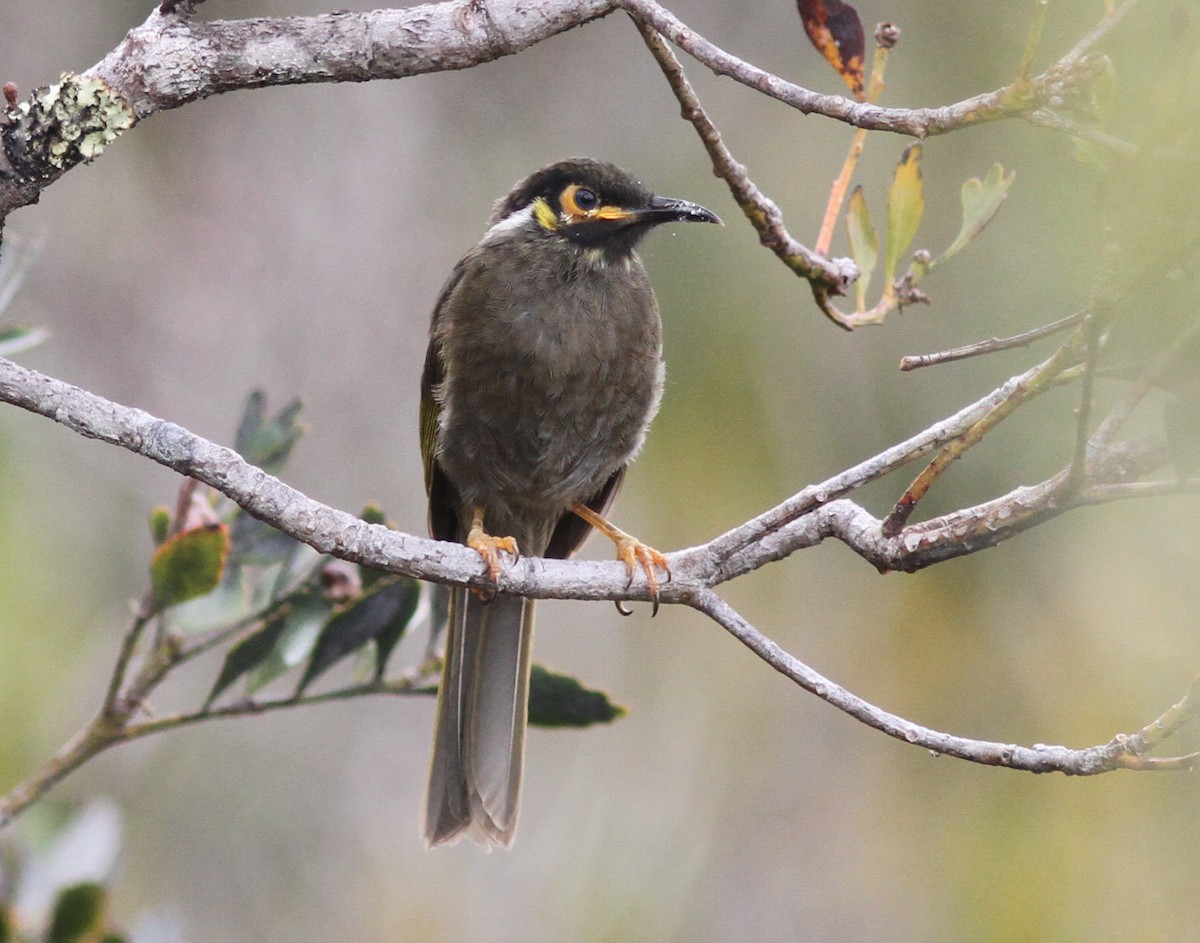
[420,158,720,848]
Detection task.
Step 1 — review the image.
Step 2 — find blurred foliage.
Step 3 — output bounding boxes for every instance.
[0,804,127,943]
[1,3,1199,943]
[135,391,620,717]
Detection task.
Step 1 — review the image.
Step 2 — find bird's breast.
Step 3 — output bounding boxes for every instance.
[435,248,664,508]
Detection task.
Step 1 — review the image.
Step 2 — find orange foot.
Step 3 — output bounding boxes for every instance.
[570,503,670,616]
[467,505,518,589]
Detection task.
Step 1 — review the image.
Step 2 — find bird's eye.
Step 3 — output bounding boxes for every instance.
[573,187,598,210]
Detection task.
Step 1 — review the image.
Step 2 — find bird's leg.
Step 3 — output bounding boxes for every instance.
[466,504,519,588]
[569,503,669,615]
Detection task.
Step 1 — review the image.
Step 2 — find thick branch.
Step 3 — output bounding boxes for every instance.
[0,356,1184,608]
[88,1,619,118]
[0,0,618,222]
[0,351,1194,825]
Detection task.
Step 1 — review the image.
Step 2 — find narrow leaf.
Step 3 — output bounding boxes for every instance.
[845,185,878,311]
[149,523,230,609]
[246,596,330,692]
[234,390,304,472]
[797,0,866,96]
[234,389,267,456]
[527,665,627,728]
[297,578,420,692]
[205,610,289,707]
[229,512,302,565]
[884,143,925,287]
[373,579,422,679]
[941,163,1015,262]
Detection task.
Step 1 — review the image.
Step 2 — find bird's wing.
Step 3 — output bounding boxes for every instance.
[422,259,470,541]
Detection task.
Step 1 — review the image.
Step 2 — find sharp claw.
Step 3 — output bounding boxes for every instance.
[615,538,669,616]
[615,600,633,616]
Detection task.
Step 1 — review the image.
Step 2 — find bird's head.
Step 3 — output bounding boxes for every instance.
[486,158,721,260]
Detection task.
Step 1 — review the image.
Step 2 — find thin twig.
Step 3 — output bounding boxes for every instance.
[1061,0,1142,62]
[815,42,892,257]
[0,720,118,828]
[881,334,1086,535]
[899,310,1089,371]
[1024,110,1141,157]
[689,586,1197,775]
[123,673,432,740]
[1090,311,1200,451]
[1065,311,1106,492]
[101,595,155,719]
[629,16,854,304]
[621,0,1132,138]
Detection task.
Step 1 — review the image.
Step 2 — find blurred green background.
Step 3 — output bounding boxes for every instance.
[1,1,1197,940]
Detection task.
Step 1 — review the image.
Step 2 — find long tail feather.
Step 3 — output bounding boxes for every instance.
[423,587,534,848]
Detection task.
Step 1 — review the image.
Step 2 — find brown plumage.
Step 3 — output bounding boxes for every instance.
[420,158,719,848]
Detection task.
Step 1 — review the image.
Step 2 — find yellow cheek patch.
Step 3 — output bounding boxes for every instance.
[532,197,559,231]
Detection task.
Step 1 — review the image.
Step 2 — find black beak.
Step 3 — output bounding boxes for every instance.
[640,195,723,226]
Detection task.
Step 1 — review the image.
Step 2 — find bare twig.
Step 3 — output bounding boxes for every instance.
[630,17,854,303]
[899,310,1089,371]
[0,338,1191,826]
[1066,310,1107,492]
[881,334,1086,535]
[815,40,893,257]
[1090,312,1200,451]
[0,670,436,828]
[689,587,1197,775]
[621,0,1131,138]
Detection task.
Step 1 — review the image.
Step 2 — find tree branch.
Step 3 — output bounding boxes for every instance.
[0,329,1192,827]
[620,0,1133,137]
[689,587,1199,775]
[0,0,619,223]
[0,352,1185,611]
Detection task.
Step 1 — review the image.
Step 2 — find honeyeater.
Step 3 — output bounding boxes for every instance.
[420,158,720,848]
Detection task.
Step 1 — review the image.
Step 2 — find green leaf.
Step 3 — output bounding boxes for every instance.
[357,505,392,591]
[359,504,388,527]
[148,505,171,547]
[46,883,107,943]
[149,524,230,609]
[0,324,49,357]
[297,578,421,692]
[205,610,290,706]
[940,163,1015,262]
[234,389,267,456]
[234,391,304,473]
[527,665,626,728]
[245,595,330,693]
[229,512,302,566]
[884,143,925,288]
[373,580,421,679]
[845,185,878,311]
